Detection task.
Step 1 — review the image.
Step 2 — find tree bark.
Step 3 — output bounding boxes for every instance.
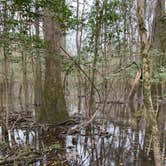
[76,0,82,113]
[137,1,162,166]
[151,0,166,100]
[151,0,165,51]
[88,0,100,117]
[34,0,42,107]
[38,8,69,123]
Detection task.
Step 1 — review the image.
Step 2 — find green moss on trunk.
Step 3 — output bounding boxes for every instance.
[38,80,69,124]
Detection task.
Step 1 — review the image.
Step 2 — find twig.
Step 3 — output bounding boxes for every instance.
[60,46,101,103]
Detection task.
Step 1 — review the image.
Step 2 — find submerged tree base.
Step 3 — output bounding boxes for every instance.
[38,81,69,124]
[38,106,69,124]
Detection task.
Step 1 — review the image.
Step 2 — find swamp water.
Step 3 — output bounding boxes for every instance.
[0,103,165,166]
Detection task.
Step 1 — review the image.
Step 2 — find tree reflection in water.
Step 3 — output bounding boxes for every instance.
[0,103,165,165]
[66,103,166,166]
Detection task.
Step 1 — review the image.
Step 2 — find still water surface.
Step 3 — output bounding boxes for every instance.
[0,103,165,166]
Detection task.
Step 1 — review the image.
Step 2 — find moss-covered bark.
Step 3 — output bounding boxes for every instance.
[137,1,162,166]
[38,8,69,124]
[38,73,69,123]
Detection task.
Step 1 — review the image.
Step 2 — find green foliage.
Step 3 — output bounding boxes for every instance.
[14,0,32,6]
[102,0,121,25]
[152,65,166,83]
[150,49,166,83]
[40,0,73,30]
[0,0,75,67]
[52,143,61,149]
[84,0,123,55]
[62,56,76,74]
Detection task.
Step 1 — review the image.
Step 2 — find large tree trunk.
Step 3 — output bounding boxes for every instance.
[38,8,69,123]
[137,1,162,166]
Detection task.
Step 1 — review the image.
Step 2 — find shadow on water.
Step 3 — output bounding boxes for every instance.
[0,102,165,166]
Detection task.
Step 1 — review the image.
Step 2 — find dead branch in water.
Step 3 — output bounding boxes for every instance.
[68,108,100,134]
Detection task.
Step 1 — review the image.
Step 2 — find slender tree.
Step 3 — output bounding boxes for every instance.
[88,0,101,117]
[34,0,42,107]
[2,0,10,130]
[76,0,82,113]
[151,0,165,52]
[137,0,162,165]
[151,0,166,100]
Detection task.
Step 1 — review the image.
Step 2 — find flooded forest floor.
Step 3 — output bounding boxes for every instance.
[0,101,165,166]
